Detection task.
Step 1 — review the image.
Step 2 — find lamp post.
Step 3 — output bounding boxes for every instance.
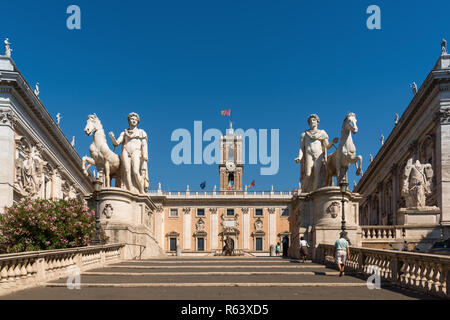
[339,179,348,233]
[91,178,103,245]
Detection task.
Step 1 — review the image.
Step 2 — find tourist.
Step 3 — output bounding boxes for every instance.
[275,242,281,256]
[299,237,309,263]
[334,231,350,277]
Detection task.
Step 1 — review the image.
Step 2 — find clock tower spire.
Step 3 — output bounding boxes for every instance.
[219,122,243,190]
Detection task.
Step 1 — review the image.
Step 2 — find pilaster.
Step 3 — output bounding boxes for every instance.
[0,109,16,212]
[183,207,191,250]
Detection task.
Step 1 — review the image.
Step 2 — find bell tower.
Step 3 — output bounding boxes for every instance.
[219,121,243,190]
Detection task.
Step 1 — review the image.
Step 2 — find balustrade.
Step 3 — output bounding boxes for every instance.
[0,244,124,296]
[319,244,450,298]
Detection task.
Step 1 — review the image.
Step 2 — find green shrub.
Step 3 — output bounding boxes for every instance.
[0,198,108,253]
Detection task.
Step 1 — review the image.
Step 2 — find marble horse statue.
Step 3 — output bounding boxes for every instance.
[326,112,363,186]
[82,114,121,187]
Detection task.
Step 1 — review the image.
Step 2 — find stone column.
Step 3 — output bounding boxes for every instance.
[378,183,383,225]
[52,167,63,199]
[391,163,399,225]
[268,208,276,248]
[242,208,250,250]
[183,207,191,250]
[209,208,218,250]
[0,109,16,212]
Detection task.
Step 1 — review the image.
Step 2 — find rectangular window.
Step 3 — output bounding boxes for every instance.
[169,238,177,251]
[227,209,234,216]
[281,209,289,217]
[255,237,263,251]
[197,238,205,251]
[255,209,263,216]
[170,209,178,217]
[197,208,205,216]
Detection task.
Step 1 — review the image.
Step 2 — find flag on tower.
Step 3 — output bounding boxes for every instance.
[247,180,255,188]
[221,109,231,116]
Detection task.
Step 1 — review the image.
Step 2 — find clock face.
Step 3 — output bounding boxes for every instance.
[226,161,236,172]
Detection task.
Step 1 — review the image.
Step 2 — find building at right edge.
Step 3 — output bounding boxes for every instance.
[355,48,450,244]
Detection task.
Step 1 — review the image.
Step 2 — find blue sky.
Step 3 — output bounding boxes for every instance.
[1,0,449,191]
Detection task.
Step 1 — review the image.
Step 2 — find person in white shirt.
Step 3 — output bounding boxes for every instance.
[299,237,310,263]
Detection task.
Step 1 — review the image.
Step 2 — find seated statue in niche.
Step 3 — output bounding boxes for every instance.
[222,237,234,256]
[401,158,433,208]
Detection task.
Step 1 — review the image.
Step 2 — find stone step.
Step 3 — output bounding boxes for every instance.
[107,264,324,269]
[52,274,361,284]
[47,282,367,288]
[83,271,340,276]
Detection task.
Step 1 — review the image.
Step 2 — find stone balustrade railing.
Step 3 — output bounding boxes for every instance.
[148,189,293,198]
[0,244,124,296]
[361,226,399,240]
[318,244,450,299]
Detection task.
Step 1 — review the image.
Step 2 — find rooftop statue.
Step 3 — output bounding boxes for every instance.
[109,112,149,194]
[401,158,433,208]
[410,82,418,95]
[4,37,12,57]
[82,114,121,188]
[442,38,447,55]
[326,112,363,186]
[295,114,338,192]
[34,83,40,96]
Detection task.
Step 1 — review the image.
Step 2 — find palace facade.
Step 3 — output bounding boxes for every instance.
[149,125,293,255]
[355,51,450,229]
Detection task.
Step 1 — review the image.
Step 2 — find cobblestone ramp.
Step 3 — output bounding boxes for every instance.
[3,257,436,300]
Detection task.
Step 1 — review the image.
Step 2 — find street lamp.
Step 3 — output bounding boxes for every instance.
[339,179,348,233]
[92,178,103,245]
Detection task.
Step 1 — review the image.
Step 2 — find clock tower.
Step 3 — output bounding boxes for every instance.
[219,121,243,190]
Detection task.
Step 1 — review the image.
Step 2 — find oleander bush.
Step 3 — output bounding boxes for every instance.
[0,198,108,253]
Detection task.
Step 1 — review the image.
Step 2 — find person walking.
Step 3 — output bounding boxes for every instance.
[275,242,281,256]
[334,231,350,277]
[299,237,309,263]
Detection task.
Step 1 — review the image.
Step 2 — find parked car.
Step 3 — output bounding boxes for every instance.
[428,238,450,255]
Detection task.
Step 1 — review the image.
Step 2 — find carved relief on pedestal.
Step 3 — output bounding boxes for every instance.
[14,136,47,198]
[326,201,340,219]
[102,203,114,219]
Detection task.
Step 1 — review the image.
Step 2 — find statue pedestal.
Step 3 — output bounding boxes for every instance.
[396,207,442,250]
[95,188,165,259]
[291,187,362,261]
[397,207,440,225]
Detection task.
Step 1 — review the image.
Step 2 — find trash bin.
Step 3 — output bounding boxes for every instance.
[270,245,275,257]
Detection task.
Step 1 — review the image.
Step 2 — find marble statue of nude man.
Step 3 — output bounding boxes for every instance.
[295,114,337,193]
[109,112,149,194]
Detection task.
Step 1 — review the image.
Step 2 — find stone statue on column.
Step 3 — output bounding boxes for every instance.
[109,112,149,194]
[295,114,337,192]
[401,158,433,208]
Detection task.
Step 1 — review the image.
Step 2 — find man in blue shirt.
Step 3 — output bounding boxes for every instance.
[334,232,350,277]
